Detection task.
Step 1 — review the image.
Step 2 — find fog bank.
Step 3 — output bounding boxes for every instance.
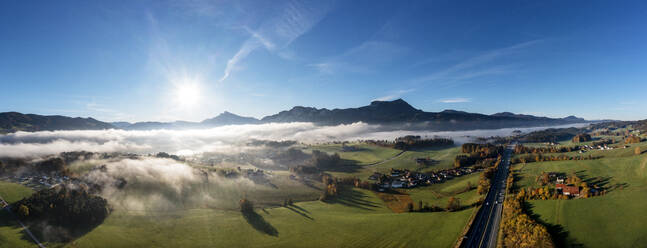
[0,122,588,158]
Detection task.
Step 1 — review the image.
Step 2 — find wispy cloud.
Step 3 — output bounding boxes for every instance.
[220,1,331,82]
[412,40,542,85]
[311,40,408,75]
[437,98,472,103]
[374,89,415,101]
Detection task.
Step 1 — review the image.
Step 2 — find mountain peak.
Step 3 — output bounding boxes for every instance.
[201,111,259,125]
[368,99,418,112]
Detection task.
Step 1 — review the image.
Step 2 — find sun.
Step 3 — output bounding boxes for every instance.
[175,83,200,107]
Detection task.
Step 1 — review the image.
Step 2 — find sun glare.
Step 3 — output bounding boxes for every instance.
[175,83,200,107]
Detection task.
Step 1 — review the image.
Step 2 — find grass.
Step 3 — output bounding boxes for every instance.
[406,173,482,208]
[0,181,36,248]
[326,145,461,180]
[0,143,475,248]
[308,143,402,166]
[62,188,473,248]
[0,181,33,204]
[513,153,647,248]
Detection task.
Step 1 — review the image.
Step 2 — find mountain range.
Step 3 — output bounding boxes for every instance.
[0,99,587,133]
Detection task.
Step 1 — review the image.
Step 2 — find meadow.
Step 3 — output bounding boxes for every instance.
[0,181,36,248]
[512,147,647,247]
[0,142,479,248]
[17,188,472,248]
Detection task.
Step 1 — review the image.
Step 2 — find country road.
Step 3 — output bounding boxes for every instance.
[460,144,513,248]
[0,194,47,248]
[366,150,406,167]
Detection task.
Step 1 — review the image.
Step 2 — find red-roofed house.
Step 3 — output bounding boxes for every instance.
[555,184,566,189]
[563,186,580,196]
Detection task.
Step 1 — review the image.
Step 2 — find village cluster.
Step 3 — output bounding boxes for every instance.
[578,144,621,153]
[368,162,477,191]
[1,173,75,191]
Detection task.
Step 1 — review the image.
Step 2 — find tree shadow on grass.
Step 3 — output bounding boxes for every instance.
[242,210,279,237]
[320,159,362,173]
[523,201,584,247]
[290,204,310,214]
[285,206,313,220]
[0,208,106,244]
[301,178,322,191]
[327,187,379,211]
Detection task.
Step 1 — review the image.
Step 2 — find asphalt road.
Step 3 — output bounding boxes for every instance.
[0,194,47,248]
[461,144,513,248]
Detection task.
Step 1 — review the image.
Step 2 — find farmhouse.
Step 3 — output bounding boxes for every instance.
[562,186,580,196]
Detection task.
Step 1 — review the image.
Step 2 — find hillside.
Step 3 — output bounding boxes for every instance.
[0,112,114,133]
[0,99,587,133]
[261,99,586,130]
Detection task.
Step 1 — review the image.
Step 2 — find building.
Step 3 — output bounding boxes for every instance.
[562,186,580,196]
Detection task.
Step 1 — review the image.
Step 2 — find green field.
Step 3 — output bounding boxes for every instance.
[513,152,647,247]
[314,143,461,180]
[56,187,472,248]
[0,143,479,248]
[407,173,481,208]
[308,143,403,166]
[0,181,36,248]
[0,181,33,204]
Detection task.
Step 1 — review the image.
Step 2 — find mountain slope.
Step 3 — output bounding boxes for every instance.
[123,111,259,130]
[201,111,260,125]
[0,99,588,133]
[260,99,586,129]
[0,112,114,133]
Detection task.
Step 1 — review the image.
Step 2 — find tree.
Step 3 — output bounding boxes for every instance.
[17,204,29,217]
[635,147,642,155]
[240,198,254,213]
[447,197,461,211]
[466,181,473,191]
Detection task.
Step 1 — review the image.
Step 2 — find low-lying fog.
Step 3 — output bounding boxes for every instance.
[0,122,588,158]
[1,122,588,212]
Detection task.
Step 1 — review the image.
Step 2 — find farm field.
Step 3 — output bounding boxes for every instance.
[54,188,472,248]
[0,181,37,248]
[0,143,479,248]
[406,173,481,208]
[313,143,461,180]
[512,153,647,247]
[307,143,403,166]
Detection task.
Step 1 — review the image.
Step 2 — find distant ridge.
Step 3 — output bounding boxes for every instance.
[0,112,113,133]
[0,99,588,133]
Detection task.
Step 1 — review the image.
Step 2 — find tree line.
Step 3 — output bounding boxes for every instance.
[501,173,555,247]
[454,143,504,168]
[511,153,599,164]
[13,184,110,241]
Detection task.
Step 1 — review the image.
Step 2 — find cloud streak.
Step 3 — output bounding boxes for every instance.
[437,98,471,103]
[220,1,331,82]
[374,89,415,101]
[413,40,542,85]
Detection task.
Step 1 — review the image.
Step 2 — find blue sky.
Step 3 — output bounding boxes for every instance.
[1,0,646,122]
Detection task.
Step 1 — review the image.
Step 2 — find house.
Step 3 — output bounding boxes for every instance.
[562,186,580,196]
[555,183,566,190]
[368,172,381,180]
[556,177,565,184]
[391,180,405,188]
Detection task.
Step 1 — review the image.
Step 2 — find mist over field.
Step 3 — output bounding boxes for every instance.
[0,122,588,158]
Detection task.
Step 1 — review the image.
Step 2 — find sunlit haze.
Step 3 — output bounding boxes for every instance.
[2,1,647,122]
